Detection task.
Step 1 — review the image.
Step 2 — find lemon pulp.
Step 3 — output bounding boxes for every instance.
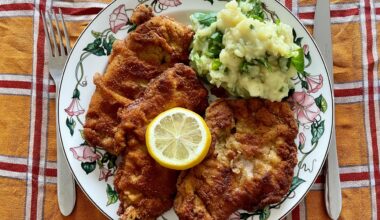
[146,107,211,170]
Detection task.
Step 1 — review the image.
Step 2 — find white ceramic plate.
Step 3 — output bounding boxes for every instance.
[58,0,333,219]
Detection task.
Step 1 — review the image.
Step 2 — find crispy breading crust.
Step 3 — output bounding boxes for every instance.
[115,147,178,220]
[174,99,298,220]
[130,4,154,25]
[83,5,194,155]
[114,64,208,220]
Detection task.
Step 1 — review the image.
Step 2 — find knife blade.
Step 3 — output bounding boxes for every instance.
[313,1,342,219]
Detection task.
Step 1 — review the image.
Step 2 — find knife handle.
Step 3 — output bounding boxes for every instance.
[324,124,342,219]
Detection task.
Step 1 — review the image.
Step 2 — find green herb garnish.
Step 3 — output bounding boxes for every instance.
[211,59,222,70]
[206,31,224,58]
[242,0,265,21]
[191,12,217,27]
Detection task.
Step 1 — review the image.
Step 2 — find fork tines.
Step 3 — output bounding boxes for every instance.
[41,8,71,57]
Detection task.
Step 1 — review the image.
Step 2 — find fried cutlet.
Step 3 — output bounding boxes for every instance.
[174,98,298,220]
[114,64,208,220]
[83,5,194,155]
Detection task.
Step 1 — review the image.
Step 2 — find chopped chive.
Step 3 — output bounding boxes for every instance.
[240,60,250,74]
[211,59,222,70]
[206,31,224,58]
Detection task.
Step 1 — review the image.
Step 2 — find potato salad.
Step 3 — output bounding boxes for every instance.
[190,0,304,101]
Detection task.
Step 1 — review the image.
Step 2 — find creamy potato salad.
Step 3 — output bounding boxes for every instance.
[190,0,304,101]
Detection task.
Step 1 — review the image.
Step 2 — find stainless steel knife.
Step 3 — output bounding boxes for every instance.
[313,0,342,219]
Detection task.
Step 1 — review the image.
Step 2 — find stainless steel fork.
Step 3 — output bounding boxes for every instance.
[42,9,76,216]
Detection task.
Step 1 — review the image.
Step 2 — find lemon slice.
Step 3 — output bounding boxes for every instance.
[146,107,211,170]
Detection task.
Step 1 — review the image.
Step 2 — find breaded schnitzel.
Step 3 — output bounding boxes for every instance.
[174,98,298,220]
[114,64,208,220]
[83,5,194,155]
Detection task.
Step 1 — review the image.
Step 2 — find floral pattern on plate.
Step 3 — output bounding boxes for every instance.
[59,0,333,219]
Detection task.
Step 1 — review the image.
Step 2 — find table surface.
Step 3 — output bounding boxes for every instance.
[0,0,378,219]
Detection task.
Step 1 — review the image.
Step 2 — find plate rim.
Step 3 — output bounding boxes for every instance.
[57,0,334,219]
[58,0,119,218]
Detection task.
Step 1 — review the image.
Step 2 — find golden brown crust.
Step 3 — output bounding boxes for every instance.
[126,15,194,66]
[115,147,178,220]
[174,99,298,220]
[114,64,208,220]
[115,64,209,145]
[130,4,154,25]
[83,6,194,155]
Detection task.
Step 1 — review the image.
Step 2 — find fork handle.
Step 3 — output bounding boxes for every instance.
[324,125,342,220]
[56,94,76,216]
